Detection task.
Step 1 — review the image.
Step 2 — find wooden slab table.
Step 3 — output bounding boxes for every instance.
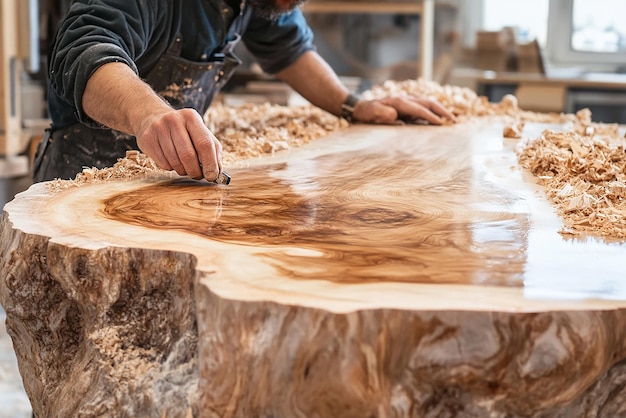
[1,122,626,417]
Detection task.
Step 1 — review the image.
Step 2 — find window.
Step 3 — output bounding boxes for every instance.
[546,0,626,71]
[571,0,626,53]
[482,0,549,45]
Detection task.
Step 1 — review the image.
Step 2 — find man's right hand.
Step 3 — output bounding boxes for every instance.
[135,108,223,182]
[83,62,223,182]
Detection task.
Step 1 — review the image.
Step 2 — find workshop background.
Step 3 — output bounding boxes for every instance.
[2,0,626,415]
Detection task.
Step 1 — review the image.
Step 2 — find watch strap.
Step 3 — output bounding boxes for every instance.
[340,93,361,122]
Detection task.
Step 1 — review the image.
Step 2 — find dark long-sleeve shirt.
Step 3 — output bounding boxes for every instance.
[47,0,314,129]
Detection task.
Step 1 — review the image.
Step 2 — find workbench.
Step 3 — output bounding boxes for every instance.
[1,121,626,417]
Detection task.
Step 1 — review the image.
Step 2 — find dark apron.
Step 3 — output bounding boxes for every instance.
[33,3,248,183]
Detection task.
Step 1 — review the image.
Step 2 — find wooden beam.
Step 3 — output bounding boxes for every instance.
[420,0,434,81]
[301,1,456,14]
[0,0,23,156]
[302,2,424,14]
[17,0,40,73]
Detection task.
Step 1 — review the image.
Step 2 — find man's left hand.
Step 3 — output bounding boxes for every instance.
[351,95,456,125]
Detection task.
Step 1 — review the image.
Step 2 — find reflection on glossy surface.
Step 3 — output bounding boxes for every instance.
[100,123,626,300]
[104,126,530,287]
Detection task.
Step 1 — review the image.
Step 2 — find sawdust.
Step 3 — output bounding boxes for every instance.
[503,118,525,139]
[518,109,626,238]
[205,102,348,166]
[47,150,173,191]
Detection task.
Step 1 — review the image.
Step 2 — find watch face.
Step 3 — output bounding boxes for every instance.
[344,93,360,108]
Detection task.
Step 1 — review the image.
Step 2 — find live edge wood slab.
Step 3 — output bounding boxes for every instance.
[2,122,626,418]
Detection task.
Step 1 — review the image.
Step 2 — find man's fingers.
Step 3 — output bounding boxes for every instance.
[184,110,222,182]
[137,109,220,181]
[172,137,203,180]
[148,141,172,171]
[160,138,186,175]
[410,97,457,122]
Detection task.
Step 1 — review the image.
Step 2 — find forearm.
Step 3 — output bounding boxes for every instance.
[275,50,350,116]
[82,62,172,136]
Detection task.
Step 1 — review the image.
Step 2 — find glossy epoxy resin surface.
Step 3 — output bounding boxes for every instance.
[9,122,626,313]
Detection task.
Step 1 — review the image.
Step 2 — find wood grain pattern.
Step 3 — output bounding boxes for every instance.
[101,152,528,287]
[2,122,626,417]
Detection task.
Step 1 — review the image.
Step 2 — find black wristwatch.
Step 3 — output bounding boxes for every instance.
[341,93,361,123]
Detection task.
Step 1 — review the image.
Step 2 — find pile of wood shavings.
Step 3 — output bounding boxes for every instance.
[518,109,626,238]
[47,150,171,191]
[570,108,620,138]
[205,102,348,166]
[47,103,347,190]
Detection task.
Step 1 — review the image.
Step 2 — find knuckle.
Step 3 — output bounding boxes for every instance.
[181,108,202,122]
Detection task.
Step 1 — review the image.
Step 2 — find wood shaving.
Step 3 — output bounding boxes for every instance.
[503,119,525,139]
[517,112,626,238]
[571,108,620,139]
[205,102,348,166]
[47,150,172,191]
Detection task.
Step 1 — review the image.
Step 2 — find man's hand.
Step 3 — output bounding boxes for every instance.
[83,63,223,182]
[351,95,456,125]
[276,52,456,127]
[135,108,223,181]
